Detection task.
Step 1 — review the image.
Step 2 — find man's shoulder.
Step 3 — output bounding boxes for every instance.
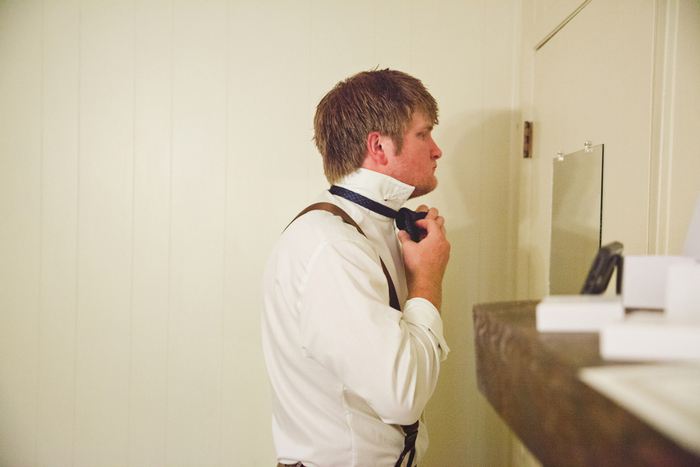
[282,206,362,245]
[265,206,375,284]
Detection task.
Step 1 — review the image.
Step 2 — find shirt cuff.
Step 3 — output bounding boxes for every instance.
[402,297,450,360]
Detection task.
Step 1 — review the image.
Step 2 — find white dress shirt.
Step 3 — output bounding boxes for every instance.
[262,169,449,466]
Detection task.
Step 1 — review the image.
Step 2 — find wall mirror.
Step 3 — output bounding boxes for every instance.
[549,144,604,295]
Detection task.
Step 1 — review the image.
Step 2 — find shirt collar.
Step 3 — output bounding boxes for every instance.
[335,168,415,212]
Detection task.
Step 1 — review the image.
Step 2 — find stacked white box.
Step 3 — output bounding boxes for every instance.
[600,312,700,361]
[622,256,696,309]
[536,295,624,332]
[666,262,700,321]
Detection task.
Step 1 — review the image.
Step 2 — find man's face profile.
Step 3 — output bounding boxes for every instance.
[382,112,443,199]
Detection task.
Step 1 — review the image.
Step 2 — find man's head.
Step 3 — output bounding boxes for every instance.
[314,69,439,186]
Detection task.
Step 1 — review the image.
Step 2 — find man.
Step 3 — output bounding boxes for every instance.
[262,69,451,467]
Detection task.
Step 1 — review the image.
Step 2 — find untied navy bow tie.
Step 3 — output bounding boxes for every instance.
[329,185,427,242]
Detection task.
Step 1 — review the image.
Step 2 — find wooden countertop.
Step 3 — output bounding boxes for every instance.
[473,300,700,467]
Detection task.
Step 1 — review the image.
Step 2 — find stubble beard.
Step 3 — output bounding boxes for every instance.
[408,177,438,199]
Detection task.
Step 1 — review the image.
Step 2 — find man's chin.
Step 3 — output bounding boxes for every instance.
[409,180,438,199]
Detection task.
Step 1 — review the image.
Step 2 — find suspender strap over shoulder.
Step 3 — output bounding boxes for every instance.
[286,202,419,467]
[287,202,401,311]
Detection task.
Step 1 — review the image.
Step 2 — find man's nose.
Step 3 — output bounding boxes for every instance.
[431,137,442,159]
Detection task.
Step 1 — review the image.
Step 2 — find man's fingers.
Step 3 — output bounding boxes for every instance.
[416,214,445,233]
[414,206,440,221]
[397,229,412,245]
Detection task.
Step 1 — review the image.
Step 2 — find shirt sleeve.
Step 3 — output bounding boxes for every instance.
[403,297,450,361]
[298,236,448,426]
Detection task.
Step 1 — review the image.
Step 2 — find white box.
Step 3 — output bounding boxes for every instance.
[622,256,696,309]
[536,295,624,332]
[666,262,700,321]
[600,312,700,361]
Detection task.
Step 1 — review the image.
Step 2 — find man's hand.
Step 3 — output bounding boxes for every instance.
[397,205,451,311]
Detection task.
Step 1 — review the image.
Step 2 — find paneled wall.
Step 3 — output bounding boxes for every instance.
[0,1,519,465]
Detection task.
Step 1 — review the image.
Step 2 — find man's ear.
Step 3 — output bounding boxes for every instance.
[364,131,388,168]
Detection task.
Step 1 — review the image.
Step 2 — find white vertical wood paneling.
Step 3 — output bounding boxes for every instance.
[222,2,311,464]
[307,0,377,198]
[74,0,135,463]
[374,0,412,71]
[129,0,172,464]
[309,0,376,87]
[0,1,42,464]
[167,1,227,463]
[37,1,80,464]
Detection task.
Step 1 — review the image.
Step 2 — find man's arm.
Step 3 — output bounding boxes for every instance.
[398,206,451,311]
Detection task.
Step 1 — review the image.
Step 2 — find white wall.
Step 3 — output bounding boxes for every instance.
[650,0,700,256]
[0,1,520,465]
[515,0,700,299]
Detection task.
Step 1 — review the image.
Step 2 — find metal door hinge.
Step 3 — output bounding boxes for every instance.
[523,121,533,158]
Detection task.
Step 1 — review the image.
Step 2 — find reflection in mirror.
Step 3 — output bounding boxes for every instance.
[549,144,604,295]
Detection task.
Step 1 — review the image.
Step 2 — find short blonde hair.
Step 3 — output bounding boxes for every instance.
[313,69,439,184]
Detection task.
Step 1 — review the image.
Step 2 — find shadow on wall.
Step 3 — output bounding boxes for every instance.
[421,111,517,466]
